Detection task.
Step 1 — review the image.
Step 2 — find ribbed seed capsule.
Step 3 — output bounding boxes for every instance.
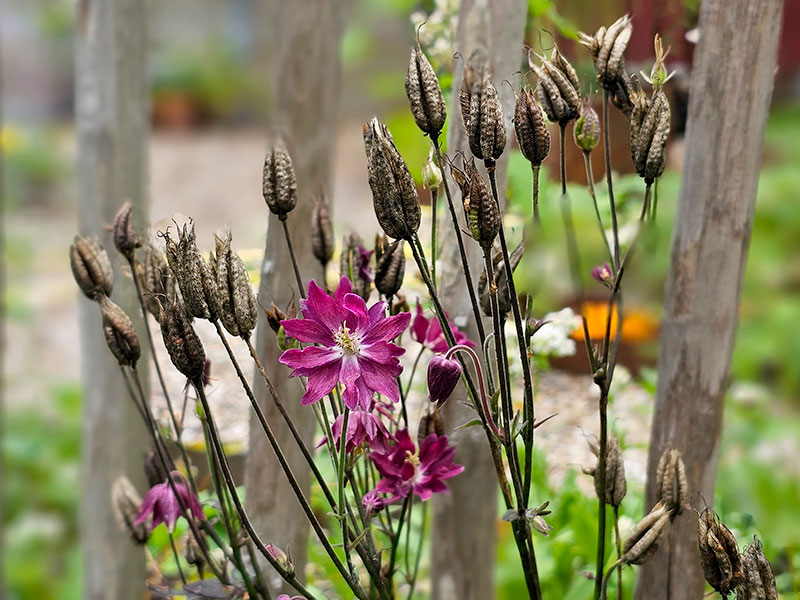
[141,245,177,320]
[478,242,524,317]
[630,86,671,182]
[585,435,627,507]
[160,301,206,382]
[374,239,405,297]
[363,118,421,240]
[164,223,221,322]
[112,202,142,260]
[698,508,743,596]
[451,160,500,251]
[579,15,633,92]
[311,194,335,267]
[622,501,670,565]
[655,448,688,518]
[144,451,166,488]
[262,139,297,218]
[573,102,601,152]
[340,231,363,283]
[111,477,148,545]
[460,52,506,162]
[514,87,550,166]
[405,45,447,136]
[98,294,140,367]
[70,235,114,300]
[213,230,257,337]
[417,408,445,446]
[739,539,778,600]
[529,48,581,125]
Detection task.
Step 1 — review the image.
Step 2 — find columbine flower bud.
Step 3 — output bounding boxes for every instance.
[70,235,113,300]
[630,85,671,183]
[363,118,421,241]
[451,160,500,250]
[311,194,334,267]
[479,242,524,317]
[584,435,627,507]
[655,448,688,519]
[266,543,294,575]
[112,202,142,260]
[739,539,778,600]
[164,223,221,322]
[579,15,633,92]
[591,262,613,286]
[212,230,257,337]
[698,508,743,596]
[460,51,506,162]
[98,294,140,367]
[529,47,581,125]
[422,146,443,190]
[374,239,405,297]
[160,301,206,382]
[111,477,148,545]
[622,501,671,565]
[262,138,297,218]
[406,45,447,136]
[574,102,601,152]
[514,87,550,166]
[531,515,554,537]
[427,355,463,406]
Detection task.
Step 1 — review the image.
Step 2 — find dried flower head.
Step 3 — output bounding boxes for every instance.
[460,50,506,162]
[514,87,550,166]
[70,235,113,300]
[655,448,688,519]
[478,242,524,317]
[311,194,335,267]
[112,202,142,260]
[164,222,221,321]
[111,476,148,545]
[184,536,204,570]
[450,160,500,250]
[622,501,671,565]
[264,303,287,335]
[98,294,140,367]
[262,138,297,218]
[630,83,671,182]
[698,508,743,596]
[406,44,447,136]
[374,239,405,298]
[739,539,778,600]
[363,118,421,241]
[528,47,581,125]
[212,230,257,337]
[574,101,601,152]
[585,435,627,507]
[579,15,633,93]
[160,300,206,382]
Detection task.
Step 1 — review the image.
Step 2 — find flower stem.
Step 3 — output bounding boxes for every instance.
[337,408,355,577]
[614,505,623,600]
[559,125,583,292]
[444,344,502,440]
[280,214,306,299]
[531,164,541,223]
[582,151,614,263]
[406,500,427,600]
[603,90,621,270]
[431,186,439,292]
[168,530,187,584]
[639,180,653,221]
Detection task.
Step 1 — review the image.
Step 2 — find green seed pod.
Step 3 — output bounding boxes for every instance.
[159,300,206,382]
[213,230,257,337]
[698,508,743,596]
[422,146,443,190]
[574,101,601,152]
[514,87,550,166]
[311,194,335,267]
[630,86,671,182]
[622,501,670,565]
[655,448,688,519]
[164,222,221,322]
[112,202,142,260]
[70,235,113,300]
[374,239,405,297]
[262,138,297,218]
[405,45,447,136]
[98,294,140,367]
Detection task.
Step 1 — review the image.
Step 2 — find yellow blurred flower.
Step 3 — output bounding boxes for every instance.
[571,301,659,344]
[0,125,25,154]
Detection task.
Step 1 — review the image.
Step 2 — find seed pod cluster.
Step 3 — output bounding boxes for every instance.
[212,230,257,337]
[528,48,581,125]
[513,87,550,166]
[478,242,524,317]
[70,235,114,300]
[374,237,405,297]
[738,539,778,600]
[165,223,221,322]
[417,408,445,446]
[585,435,627,508]
[579,15,633,94]
[573,101,601,152]
[311,194,335,268]
[630,85,671,182]
[450,160,500,251]
[262,138,297,218]
[111,477,148,545]
[460,50,506,162]
[698,508,743,596]
[363,118,421,241]
[141,245,178,320]
[405,45,447,136]
[160,301,207,382]
[622,501,670,565]
[112,202,142,260]
[99,294,141,367]
[655,448,688,519]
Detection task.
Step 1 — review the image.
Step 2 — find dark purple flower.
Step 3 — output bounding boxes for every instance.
[279,277,411,410]
[318,409,391,454]
[362,489,387,516]
[134,473,205,532]
[357,245,375,283]
[369,430,464,502]
[591,263,613,286]
[427,355,463,405]
[411,300,475,353]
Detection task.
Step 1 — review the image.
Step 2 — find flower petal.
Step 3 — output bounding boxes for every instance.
[360,357,402,403]
[301,361,340,405]
[280,346,341,370]
[280,318,334,345]
[361,311,411,345]
[302,279,344,331]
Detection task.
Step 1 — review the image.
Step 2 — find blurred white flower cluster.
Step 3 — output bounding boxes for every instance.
[530,307,581,358]
[410,0,459,69]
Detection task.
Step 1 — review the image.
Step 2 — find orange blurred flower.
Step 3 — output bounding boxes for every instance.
[571,301,659,344]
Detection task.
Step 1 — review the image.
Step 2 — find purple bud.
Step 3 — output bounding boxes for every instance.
[591,262,613,286]
[362,489,387,516]
[427,355,463,405]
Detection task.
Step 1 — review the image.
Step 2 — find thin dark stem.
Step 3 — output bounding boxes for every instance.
[168,530,187,584]
[280,215,306,298]
[337,408,355,578]
[431,186,438,292]
[614,505,623,600]
[603,91,621,269]
[639,180,653,221]
[531,164,541,223]
[582,151,614,263]
[559,125,583,292]
[594,390,609,600]
[652,177,659,221]
[388,493,411,581]
[406,500,427,600]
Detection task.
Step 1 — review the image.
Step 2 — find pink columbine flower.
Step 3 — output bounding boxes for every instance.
[369,429,464,502]
[362,489,387,516]
[279,277,410,411]
[411,300,475,353]
[318,409,391,454]
[134,473,205,532]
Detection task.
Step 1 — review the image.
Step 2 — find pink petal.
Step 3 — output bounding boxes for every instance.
[281,318,333,345]
[360,357,402,403]
[360,340,405,363]
[342,293,369,332]
[361,312,411,345]
[279,346,340,370]
[301,361,340,405]
[368,301,388,326]
[303,280,344,331]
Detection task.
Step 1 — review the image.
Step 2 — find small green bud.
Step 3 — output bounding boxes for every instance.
[422,147,443,190]
[573,102,601,152]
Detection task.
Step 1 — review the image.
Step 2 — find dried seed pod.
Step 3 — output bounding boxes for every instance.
[478,242,524,317]
[363,118,421,240]
[264,303,286,335]
[405,45,447,136]
[164,223,221,321]
[417,408,445,446]
[529,47,582,125]
[160,300,206,382]
[739,539,778,600]
[655,448,688,518]
[374,239,405,297]
[98,294,140,367]
[112,202,142,260]
[311,194,335,267]
[579,15,633,92]
[630,85,671,182]
[391,291,409,316]
[143,451,166,488]
[460,51,506,162]
[111,477,148,545]
[608,71,635,118]
[70,235,113,299]
[451,160,500,250]
[585,435,627,507]
[573,101,601,152]
[213,230,257,337]
[141,245,177,320]
[698,508,743,596]
[185,535,204,570]
[514,87,550,166]
[262,138,297,218]
[622,501,670,565]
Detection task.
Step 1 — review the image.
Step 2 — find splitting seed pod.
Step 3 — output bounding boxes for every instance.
[528,47,582,125]
[264,303,286,335]
[311,194,335,268]
[738,539,778,600]
[160,300,207,382]
[698,508,743,597]
[111,477,148,545]
[621,501,670,565]
[363,117,421,241]
[579,15,633,93]
[573,101,601,152]
[450,160,500,251]
[655,448,688,518]
[141,245,177,320]
[459,50,506,163]
[112,202,142,261]
[70,235,114,300]
[514,87,550,166]
[585,435,627,508]
[98,294,141,367]
[262,138,297,218]
[478,242,524,317]
[212,230,257,337]
[405,45,447,136]
[630,84,671,183]
[417,408,445,446]
[164,222,221,322]
[374,239,405,297]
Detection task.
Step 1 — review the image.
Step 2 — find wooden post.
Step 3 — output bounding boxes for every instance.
[635,1,783,598]
[245,0,351,594]
[432,1,526,598]
[75,1,149,598]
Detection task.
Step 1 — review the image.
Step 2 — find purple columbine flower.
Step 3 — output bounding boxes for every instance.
[357,245,375,283]
[279,277,410,410]
[362,489,387,516]
[369,429,464,502]
[318,409,391,454]
[591,263,613,287]
[134,473,205,532]
[411,300,475,353]
[427,355,463,405]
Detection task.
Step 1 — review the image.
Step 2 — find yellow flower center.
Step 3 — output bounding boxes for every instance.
[404,450,420,468]
[334,324,360,355]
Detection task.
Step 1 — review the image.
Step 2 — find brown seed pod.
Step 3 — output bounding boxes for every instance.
[111,477,148,545]
[70,235,114,300]
[514,87,550,166]
[573,101,601,152]
[264,303,286,335]
[112,202,142,260]
[698,508,743,596]
[460,51,506,162]
[405,45,447,136]
[630,86,671,182]
[374,239,405,297]
[160,300,206,382]
[143,451,166,488]
[579,15,633,92]
[340,231,372,300]
[141,244,177,320]
[655,448,688,518]
[478,242,524,317]
[417,407,445,447]
[262,138,297,218]
[311,194,335,267]
[391,291,409,316]
[739,539,778,600]
[363,118,421,240]
[529,47,581,125]
[452,160,500,251]
[213,230,257,337]
[98,294,141,367]
[585,435,627,508]
[164,222,221,322]
[622,501,670,565]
